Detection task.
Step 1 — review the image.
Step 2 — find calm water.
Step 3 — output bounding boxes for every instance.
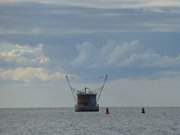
[0,107,180,135]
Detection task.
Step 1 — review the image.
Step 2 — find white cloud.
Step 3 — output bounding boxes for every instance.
[0,67,65,81]
[0,28,44,35]
[73,42,95,65]
[73,40,180,69]
[0,43,49,65]
[143,23,180,32]
[105,40,144,66]
[0,28,91,36]
[0,0,180,9]
[39,0,180,9]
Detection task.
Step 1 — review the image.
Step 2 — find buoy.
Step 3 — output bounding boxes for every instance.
[106,107,110,114]
[141,107,145,114]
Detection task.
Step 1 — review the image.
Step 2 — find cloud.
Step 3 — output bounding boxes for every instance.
[73,40,180,69]
[41,0,180,9]
[0,3,179,35]
[73,42,95,65]
[143,22,180,32]
[0,43,49,65]
[0,0,16,3]
[36,0,180,9]
[0,43,74,82]
[0,67,65,81]
[0,0,180,9]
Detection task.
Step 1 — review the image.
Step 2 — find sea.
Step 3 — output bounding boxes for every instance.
[0,107,180,135]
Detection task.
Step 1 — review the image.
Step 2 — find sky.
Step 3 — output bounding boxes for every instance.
[0,0,180,107]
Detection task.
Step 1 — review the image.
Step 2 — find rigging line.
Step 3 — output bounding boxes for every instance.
[97,74,108,102]
[65,75,77,101]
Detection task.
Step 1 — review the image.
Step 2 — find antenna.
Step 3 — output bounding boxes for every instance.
[96,74,108,102]
[65,75,77,101]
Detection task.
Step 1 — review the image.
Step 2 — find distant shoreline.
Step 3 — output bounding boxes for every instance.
[1,106,180,110]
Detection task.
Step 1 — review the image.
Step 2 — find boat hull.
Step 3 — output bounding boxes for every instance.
[75,104,99,112]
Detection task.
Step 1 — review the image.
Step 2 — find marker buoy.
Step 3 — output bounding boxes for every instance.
[141,107,145,114]
[106,107,110,114]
